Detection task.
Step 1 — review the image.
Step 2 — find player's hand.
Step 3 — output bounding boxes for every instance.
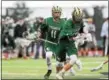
[70,37,76,41]
[69,36,78,41]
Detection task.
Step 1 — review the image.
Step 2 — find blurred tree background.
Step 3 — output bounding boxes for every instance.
[5,2,32,22]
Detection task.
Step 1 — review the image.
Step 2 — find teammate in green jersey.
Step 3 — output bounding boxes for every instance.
[56,7,84,79]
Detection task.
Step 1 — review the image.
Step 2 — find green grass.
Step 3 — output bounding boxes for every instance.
[2,57,108,79]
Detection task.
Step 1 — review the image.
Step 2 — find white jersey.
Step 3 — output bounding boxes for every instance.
[88,24,96,32]
[101,20,108,37]
[83,22,89,33]
[75,22,92,48]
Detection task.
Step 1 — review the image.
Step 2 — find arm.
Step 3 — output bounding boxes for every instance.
[59,20,73,40]
[36,18,48,39]
[60,21,84,41]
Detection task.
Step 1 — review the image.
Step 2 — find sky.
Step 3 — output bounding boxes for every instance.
[2,1,108,8]
[1,1,108,18]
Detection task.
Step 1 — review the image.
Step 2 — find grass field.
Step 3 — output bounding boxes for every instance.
[2,57,108,79]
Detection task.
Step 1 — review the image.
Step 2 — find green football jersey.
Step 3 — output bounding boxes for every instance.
[59,19,84,39]
[41,17,66,43]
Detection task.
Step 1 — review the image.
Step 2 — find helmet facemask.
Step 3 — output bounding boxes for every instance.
[52,6,62,20]
[72,7,83,23]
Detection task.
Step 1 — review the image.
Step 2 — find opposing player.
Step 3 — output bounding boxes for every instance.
[56,7,84,79]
